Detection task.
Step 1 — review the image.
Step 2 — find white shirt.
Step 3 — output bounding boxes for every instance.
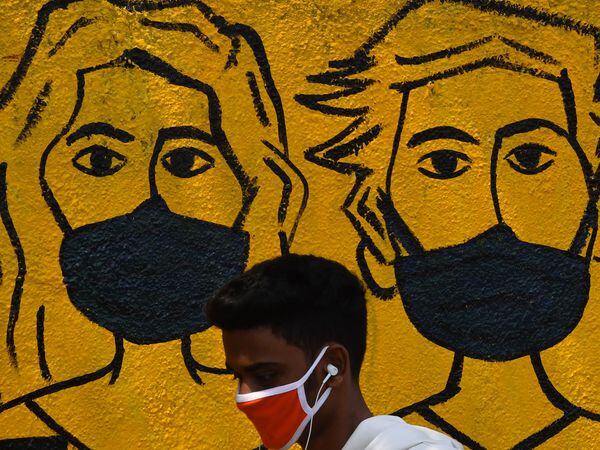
[341,415,464,450]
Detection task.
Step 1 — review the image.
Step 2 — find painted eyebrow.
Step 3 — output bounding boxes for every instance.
[158,126,215,145]
[407,126,480,148]
[66,122,135,146]
[496,118,569,140]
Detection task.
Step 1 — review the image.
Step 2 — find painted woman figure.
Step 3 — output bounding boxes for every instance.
[0,0,306,447]
[298,0,600,448]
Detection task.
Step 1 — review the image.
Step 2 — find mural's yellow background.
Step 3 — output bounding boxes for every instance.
[0,0,598,449]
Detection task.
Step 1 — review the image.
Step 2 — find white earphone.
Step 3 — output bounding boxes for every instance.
[327,363,339,376]
[322,363,339,385]
[319,364,340,392]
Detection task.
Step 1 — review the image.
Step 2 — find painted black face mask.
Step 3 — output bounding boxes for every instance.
[381,196,593,361]
[60,196,249,344]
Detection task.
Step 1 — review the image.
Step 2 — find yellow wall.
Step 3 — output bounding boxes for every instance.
[0,1,599,449]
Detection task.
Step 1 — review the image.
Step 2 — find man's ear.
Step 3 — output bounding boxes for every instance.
[323,344,350,388]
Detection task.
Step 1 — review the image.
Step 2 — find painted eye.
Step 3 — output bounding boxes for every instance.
[505,143,556,175]
[72,145,127,177]
[417,150,472,179]
[161,147,215,178]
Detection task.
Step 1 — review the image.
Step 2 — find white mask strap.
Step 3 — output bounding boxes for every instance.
[235,346,330,402]
[298,346,330,385]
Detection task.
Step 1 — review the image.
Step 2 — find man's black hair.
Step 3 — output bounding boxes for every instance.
[206,254,367,379]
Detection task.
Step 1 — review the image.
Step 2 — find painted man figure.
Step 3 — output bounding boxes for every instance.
[298,0,600,448]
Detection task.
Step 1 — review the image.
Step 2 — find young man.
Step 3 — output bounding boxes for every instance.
[206,254,463,450]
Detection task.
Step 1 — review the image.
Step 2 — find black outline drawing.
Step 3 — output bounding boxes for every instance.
[0,0,308,446]
[297,0,600,448]
[36,305,51,381]
[15,81,52,144]
[47,16,96,58]
[0,163,27,370]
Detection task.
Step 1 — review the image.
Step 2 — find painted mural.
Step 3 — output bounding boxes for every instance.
[0,0,306,448]
[1,0,599,449]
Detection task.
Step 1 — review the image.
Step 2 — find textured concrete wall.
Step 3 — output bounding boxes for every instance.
[0,1,599,449]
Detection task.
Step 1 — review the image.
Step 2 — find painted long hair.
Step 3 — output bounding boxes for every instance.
[0,0,307,406]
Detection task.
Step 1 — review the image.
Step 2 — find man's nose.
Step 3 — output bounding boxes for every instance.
[237,379,254,395]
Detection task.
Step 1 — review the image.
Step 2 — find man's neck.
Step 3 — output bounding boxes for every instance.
[302,384,372,450]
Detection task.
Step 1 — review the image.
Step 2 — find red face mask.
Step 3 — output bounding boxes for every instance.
[236,347,331,449]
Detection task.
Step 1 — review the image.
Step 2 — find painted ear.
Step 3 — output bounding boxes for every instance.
[353,185,430,299]
[346,184,399,299]
[356,240,396,299]
[215,24,308,254]
[234,26,308,250]
[261,142,308,253]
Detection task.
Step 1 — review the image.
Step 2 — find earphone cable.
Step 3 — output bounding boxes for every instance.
[304,378,329,450]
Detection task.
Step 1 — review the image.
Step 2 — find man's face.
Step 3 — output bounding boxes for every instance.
[387,68,592,360]
[223,327,310,393]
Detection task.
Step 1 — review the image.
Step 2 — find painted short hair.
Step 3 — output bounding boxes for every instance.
[296,0,600,298]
